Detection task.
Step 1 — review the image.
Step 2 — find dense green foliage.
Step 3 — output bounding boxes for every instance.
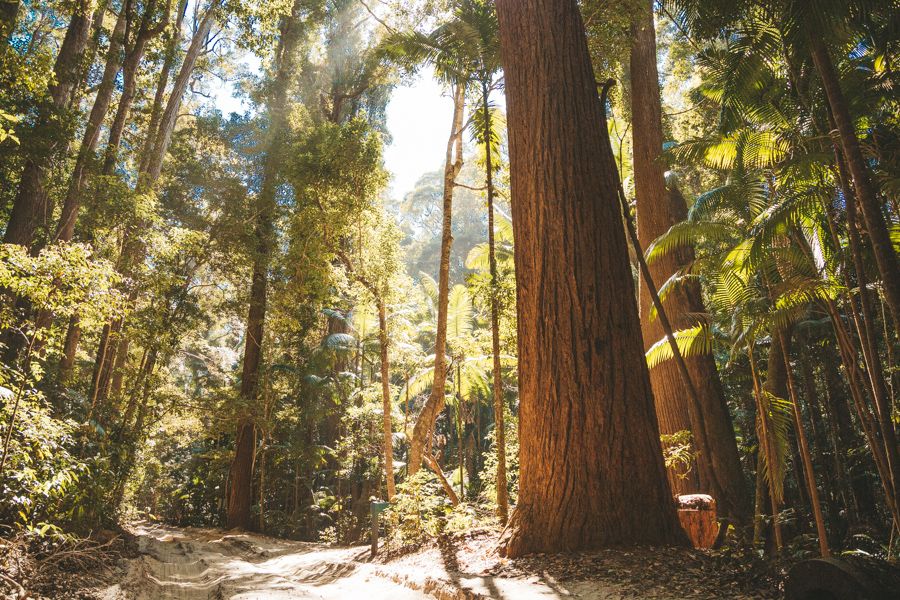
[0,0,897,566]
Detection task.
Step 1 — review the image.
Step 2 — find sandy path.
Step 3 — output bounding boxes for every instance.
[97,524,425,600]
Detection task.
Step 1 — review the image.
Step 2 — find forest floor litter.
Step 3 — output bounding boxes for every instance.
[2,523,785,599]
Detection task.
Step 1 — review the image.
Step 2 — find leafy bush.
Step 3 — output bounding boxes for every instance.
[0,390,88,529]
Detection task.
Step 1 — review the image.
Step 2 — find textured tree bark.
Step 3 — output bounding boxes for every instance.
[810,39,900,332]
[377,301,396,501]
[629,0,747,522]
[494,0,686,556]
[482,79,508,523]
[226,0,306,529]
[408,83,465,476]
[59,315,82,383]
[4,0,96,248]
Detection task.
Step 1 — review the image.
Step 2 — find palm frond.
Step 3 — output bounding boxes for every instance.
[645,325,717,369]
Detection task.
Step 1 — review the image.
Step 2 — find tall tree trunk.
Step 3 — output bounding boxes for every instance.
[54,2,129,242]
[142,0,219,186]
[89,0,211,420]
[457,364,464,499]
[799,347,841,528]
[407,83,465,476]
[494,0,686,557]
[751,344,784,552]
[4,0,96,248]
[378,300,395,501]
[226,0,307,529]
[629,0,748,522]
[779,336,830,557]
[831,145,900,512]
[826,306,898,523]
[821,341,875,522]
[481,79,508,523]
[810,38,900,331]
[139,0,189,174]
[102,0,170,176]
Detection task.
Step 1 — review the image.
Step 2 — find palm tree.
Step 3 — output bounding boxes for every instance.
[381,0,496,480]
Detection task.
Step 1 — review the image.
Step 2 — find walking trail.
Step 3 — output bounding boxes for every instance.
[95,524,777,599]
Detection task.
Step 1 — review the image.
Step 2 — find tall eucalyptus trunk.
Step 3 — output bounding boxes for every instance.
[226,0,309,529]
[54,2,129,242]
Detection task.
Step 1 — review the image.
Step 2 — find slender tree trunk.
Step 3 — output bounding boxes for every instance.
[139,0,189,174]
[102,0,169,175]
[779,336,830,556]
[481,79,508,523]
[494,0,686,556]
[457,364,464,499]
[827,305,899,524]
[258,439,266,531]
[377,300,395,501]
[54,2,129,242]
[799,348,841,527]
[831,146,900,511]
[629,0,747,522]
[750,346,784,552]
[226,0,306,529]
[408,83,465,476]
[4,0,96,248]
[424,453,460,506]
[810,38,900,330]
[821,341,874,522]
[143,0,219,186]
[59,315,81,383]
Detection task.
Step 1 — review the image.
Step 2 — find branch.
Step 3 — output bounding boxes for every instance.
[423,452,460,505]
[336,248,379,298]
[358,0,396,34]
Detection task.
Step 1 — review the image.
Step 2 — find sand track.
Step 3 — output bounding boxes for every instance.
[98,524,424,600]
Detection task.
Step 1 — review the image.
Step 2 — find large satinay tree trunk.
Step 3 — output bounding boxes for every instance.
[407,83,465,476]
[629,0,747,523]
[494,0,686,557]
[226,0,308,529]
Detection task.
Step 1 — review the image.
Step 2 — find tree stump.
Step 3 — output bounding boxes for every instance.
[785,557,900,600]
[676,494,718,548]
